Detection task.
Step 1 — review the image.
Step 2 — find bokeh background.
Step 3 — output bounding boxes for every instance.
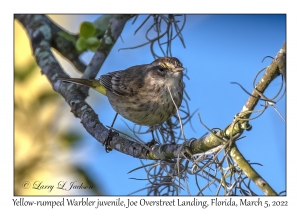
[14,14,286,195]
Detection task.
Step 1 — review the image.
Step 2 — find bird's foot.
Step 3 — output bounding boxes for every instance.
[103,129,119,153]
[145,139,158,148]
[182,146,193,160]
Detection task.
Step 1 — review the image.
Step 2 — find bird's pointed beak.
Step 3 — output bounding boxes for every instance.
[173,67,184,73]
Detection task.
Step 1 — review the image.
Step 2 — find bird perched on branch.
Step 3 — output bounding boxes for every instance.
[60,57,185,151]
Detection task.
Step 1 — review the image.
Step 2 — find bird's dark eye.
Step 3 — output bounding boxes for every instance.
[158,66,165,72]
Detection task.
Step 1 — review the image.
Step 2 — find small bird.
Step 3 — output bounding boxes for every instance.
[60,57,184,150]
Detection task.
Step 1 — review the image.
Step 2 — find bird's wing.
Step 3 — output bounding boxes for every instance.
[100,64,147,96]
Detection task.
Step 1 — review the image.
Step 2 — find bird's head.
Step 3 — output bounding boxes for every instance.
[153,57,184,73]
[147,56,184,88]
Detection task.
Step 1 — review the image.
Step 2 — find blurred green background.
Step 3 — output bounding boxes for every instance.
[14,16,104,195]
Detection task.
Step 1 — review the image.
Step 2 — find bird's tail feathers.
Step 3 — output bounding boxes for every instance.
[59,78,106,95]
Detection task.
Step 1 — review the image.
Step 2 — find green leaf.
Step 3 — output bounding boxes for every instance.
[86,37,100,52]
[75,36,87,52]
[79,21,95,39]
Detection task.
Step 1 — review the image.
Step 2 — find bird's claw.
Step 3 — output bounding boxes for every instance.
[145,139,158,148]
[103,129,119,153]
[182,146,193,160]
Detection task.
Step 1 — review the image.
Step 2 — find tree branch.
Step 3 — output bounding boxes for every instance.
[15,14,86,73]
[82,15,134,79]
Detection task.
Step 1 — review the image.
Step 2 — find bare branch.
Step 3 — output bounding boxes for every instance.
[82,15,134,79]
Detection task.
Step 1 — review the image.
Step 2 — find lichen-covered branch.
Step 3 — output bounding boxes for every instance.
[15,14,86,73]
[230,145,278,195]
[226,43,285,195]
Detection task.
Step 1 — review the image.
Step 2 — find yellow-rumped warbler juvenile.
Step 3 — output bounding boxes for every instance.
[60,57,184,150]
